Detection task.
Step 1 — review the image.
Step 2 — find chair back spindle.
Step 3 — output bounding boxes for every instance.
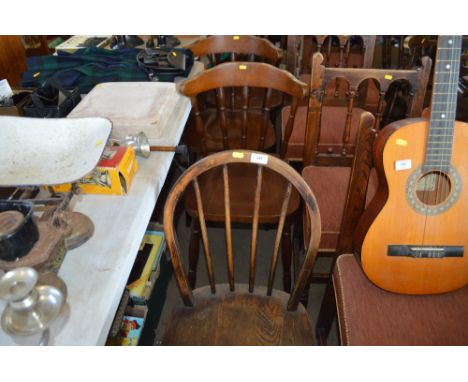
[193,177,216,293]
[267,182,292,296]
[222,165,235,291]
[248,165,263,292]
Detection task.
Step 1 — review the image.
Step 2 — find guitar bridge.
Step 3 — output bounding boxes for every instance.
[388,245,464,258]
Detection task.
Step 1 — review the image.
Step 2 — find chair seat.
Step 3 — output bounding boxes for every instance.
[183,109,276,154]
[334,254,468,345]
[185,162,300,223]
[281,106,366,161]
[302,166,378,250]
[162,284,315,345]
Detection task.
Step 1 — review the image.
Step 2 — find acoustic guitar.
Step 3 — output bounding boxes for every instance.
[355,35,468,295]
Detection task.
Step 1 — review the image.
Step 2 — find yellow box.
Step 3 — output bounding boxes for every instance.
[127,230,166,304]
[51,145,138,195]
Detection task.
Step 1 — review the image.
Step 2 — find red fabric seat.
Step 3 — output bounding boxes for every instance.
[333,254,468,345]
[302,165,378,251]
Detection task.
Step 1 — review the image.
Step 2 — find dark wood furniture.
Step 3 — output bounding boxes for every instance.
[0,36,27,87]
[286,53,432,293]
[188,35,283,67]
[381,35,437,70]
[282,52,432,163]
[162,150,321,345]
[178,62,308,292]
[287,35,376,77]
[186,35,284,116]
[317,254,468,345]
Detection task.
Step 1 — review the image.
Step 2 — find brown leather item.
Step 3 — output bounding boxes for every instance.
[333,254,468,345]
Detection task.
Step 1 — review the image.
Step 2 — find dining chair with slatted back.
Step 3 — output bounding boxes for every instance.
[162,150,321,345]
[290,53,431,292]
[284,52,432,164]
[178,62,308,292]
[287,35,376,77]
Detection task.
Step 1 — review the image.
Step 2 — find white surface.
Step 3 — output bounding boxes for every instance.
[67,61,204,145]
[68,83,180,143]
[0,78,194,345]
[0,116,112,186]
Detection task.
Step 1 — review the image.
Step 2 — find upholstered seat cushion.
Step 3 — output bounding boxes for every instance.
[333,254,468,345]
[302,166,378,250]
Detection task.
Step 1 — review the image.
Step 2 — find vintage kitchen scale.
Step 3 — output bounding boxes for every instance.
[0,116,111,342]
[0,116,112,272]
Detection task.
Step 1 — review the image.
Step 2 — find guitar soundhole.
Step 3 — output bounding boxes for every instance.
[415,171,451,206]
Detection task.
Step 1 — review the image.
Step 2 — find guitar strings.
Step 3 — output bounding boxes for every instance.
[425,36,460,246]
[423,36,459,245]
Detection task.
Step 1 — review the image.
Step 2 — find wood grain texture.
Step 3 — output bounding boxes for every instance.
[359,119,468,294]
[188,35,282,66]
[162,284,315,346]
[0,36,27,87]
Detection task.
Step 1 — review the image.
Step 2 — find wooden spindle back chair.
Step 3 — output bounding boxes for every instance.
[188,35,283,67]
[186,35,284,123]
[179,61,308,157]
[178,62,308,292]
[162,150,321,345]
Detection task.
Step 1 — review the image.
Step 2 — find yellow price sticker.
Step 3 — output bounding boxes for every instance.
[396,138,408,147]
[384,74,393,80]
[233,36,240,40]
[239,64,247,70]
[232,152,244,159]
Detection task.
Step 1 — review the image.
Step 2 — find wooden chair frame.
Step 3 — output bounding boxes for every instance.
[188,35,283,67]
[163,150,322,311]
[287,35,376,77]
[178,61,308,157]
[303,52,432,166]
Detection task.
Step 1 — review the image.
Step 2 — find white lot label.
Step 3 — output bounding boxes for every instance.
[250,153,268,165]
[395,159,412,171]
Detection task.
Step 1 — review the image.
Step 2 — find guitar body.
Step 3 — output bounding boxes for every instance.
[357,118,468,295]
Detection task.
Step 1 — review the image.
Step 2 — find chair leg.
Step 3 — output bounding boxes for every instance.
[316,277,337,345]
[281,220,292,293]
[188,218,200,289]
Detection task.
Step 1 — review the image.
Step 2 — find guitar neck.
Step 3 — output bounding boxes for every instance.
[425,35,462,172]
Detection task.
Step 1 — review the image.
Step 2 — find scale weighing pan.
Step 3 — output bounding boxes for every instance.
[0,116,112,186]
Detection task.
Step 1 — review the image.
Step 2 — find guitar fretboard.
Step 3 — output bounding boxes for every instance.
[425,35,462,172]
